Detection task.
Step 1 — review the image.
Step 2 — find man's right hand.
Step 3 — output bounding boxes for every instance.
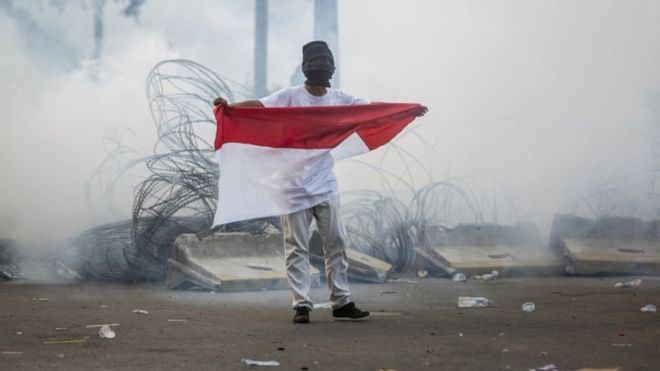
[213,97,228,107]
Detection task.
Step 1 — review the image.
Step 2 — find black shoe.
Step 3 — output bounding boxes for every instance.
[293,307,310,323]
[332,302,370,319]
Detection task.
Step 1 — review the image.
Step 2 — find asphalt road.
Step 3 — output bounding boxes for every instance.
[1,276,659,370]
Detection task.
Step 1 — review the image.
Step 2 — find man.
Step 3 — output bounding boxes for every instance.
[214,41,426,324]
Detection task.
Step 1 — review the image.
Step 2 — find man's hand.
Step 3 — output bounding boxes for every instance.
[213,97,229,107]
[416,106,428,117]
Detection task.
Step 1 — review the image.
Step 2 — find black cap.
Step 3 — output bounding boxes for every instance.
[302,40,334,64]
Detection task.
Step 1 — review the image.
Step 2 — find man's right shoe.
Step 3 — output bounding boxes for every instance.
[292,307,310,323]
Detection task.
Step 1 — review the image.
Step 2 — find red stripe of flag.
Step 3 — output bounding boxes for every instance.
[214,103,423,151]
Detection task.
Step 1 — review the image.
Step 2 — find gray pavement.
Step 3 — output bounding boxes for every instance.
[1,276,659,370]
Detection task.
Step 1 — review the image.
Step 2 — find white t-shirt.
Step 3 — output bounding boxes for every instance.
[258,85,368,209]
[260,85,368,107]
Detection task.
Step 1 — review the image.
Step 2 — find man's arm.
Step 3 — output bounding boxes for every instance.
[213,97,264,108]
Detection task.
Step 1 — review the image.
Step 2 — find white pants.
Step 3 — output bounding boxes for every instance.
[281,196,352,310]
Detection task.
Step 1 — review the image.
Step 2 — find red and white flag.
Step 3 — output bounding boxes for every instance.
[212,103,423,226]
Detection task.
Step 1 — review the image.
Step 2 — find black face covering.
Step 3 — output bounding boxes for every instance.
[301,41,335,87]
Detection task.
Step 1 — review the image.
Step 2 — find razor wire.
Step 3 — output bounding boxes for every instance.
[75,59,495,280]
[75,60,279,281]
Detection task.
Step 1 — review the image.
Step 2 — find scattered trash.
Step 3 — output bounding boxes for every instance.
[55,327,67,331]
[472,270,499,281]
[241,358,280,367]
[386,278,419,284]
[167,319,188,323]
[502,348,509,353]
[614,278,642,288]
[640,304,656,313]
[132,309,149,315]
[99,325,116,339]
[458,333,464,337]
[54,260,82,280]
[528,364,557,371]
[15,332,22,335]
[457,296,493,308]
[1,351,23,355]
[611,343,633,347]
[452,272,467,282]
[417,270,428,278]
[85,323,119,328]
[33,297,49,302]
[101,305,109,308]
[522,302,536,312]
[539,351,548,356]
[57,354,64,358]
[313,302,332,309]
[379,290,397,295]
[44,338,87,345]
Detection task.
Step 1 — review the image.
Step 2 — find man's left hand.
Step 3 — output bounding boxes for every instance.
[416,106,428,117]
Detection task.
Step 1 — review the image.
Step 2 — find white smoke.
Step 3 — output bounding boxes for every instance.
[2,0,660,243]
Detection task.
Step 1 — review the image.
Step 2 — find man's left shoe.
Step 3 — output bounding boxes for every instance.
[332,302,370,319]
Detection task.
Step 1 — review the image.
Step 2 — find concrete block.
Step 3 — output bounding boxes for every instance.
[167,232,321,292]
[551,214,660,275]
[419,223,563,277]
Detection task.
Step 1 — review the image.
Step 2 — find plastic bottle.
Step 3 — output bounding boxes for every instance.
[452,272,467,282]
[522,302,536,312]
[640,304,656,313]
[99,325,116,339]
[457,296,493,308]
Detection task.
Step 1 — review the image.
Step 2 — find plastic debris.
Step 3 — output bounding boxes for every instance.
[132,309,149,315]
[1,351,23,355]
[640,304,656,313]
[417,270,428,278]
[241,358,280,367]
[614,278,642,288]
[55,327,67,331]
[472,270,499,281]
[522,302,536,312]
[99,325,116,339]
[528,364,557,371]
[167,319,188,323]
[379,290,396,295]
[313,302,332,309]
[452,272,467,282]
[457,296,493,308]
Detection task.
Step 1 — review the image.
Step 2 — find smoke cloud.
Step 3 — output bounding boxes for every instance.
[2,0,660,243]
